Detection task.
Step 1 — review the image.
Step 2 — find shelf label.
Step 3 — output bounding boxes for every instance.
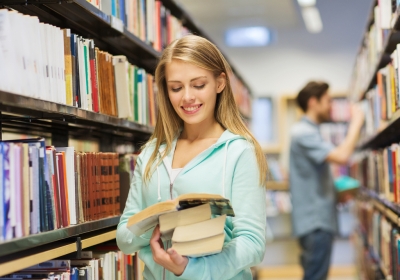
[111,16,124,33]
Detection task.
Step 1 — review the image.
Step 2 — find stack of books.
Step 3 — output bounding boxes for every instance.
[127,193,235,257]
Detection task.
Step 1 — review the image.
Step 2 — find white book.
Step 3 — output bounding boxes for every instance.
[146,0,154,43]
[30,16,43,99]
[379,0,392,29]
[56,147,77,225]
[137,69,143,124]
[142,69,147,124]
[46,24,56,102]
[397,44,400,100]
[23,15,39,98]
[113,55,133,118]
[84,39,93,111]
[0,10,14,93]
[101,0,112,16]
[77,37,88,110]
[59,27,67,104]
[374,6,383,54]
[8,11,24,95]
[39,24,49,100]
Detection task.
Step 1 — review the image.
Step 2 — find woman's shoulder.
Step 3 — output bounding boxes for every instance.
[137,138,159,160]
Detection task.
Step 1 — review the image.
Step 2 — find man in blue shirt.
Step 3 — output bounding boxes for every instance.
[289,81,364,280]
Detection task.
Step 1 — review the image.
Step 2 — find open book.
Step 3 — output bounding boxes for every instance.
[126,193,234,236]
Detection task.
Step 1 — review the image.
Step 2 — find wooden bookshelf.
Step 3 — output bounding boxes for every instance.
[0,228,117,277]
[358,109,400,150]
[0,216,119,257]
[362,189,400,227]
[262,144,283,154]
[0,91,153,140]
[266,181,289,192]
[0,242,77,277]
[354,4,400,101]
[0,0,160,72]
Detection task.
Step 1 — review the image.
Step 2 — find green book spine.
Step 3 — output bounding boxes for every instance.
[134,66,139,122]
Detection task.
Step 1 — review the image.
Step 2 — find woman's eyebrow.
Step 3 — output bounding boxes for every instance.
[167,76,207,83]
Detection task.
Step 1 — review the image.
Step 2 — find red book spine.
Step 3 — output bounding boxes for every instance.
[89,41,100,113]
[56,153,68,227]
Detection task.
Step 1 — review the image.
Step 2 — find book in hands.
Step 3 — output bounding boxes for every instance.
[171,215,226,257]
[126,193,234,236]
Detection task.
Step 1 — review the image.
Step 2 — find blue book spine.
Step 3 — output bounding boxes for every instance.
[111,0,117,17]
[388,148,393,194]
[0,143,3,242]
[2,143,11,240]
[119,0,126,26]
[71,267,79,280]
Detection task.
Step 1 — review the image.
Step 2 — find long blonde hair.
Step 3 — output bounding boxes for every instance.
[143,35,267,187]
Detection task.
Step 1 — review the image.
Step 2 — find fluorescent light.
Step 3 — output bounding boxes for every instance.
[297,0,316,7]
[225,27,272,47]
[301,6,323,33]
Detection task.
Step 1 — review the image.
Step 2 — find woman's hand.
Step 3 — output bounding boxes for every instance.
[150,225,189,276]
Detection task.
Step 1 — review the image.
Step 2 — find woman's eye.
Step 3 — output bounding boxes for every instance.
[194,85,205,89]
[171,87,182,92]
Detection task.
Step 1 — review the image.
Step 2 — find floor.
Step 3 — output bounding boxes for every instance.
[257,237,357,280]
[257,265,357,280]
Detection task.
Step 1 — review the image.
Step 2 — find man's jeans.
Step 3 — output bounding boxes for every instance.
[299,229,334,280]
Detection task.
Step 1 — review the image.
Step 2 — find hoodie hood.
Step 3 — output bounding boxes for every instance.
[156,130,246,200]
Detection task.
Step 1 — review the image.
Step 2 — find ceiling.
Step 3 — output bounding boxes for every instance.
[175,0,374,96]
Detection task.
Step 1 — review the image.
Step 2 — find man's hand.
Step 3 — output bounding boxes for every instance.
[350,103,365,128]
[150,225,189,276]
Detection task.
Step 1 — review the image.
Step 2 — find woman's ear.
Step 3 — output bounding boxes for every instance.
[216,73,226,94]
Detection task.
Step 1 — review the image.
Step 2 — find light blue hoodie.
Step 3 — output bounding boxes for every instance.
[116,130,267,280]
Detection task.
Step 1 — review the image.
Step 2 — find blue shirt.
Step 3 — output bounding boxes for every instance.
[289,117,337,237]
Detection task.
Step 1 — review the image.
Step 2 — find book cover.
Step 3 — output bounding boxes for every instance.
[127,193,234,236]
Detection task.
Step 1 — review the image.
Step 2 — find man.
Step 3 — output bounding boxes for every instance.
[289,81,364,280]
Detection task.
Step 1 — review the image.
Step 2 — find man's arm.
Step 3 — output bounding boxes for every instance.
[326,105,364,165]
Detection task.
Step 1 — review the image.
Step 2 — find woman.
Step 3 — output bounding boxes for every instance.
[116,35,267,280]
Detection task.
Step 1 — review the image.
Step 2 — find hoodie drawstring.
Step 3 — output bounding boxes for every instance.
[157,165,161,202]
[222,140,231,198]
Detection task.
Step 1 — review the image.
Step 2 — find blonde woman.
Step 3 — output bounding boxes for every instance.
[116,35,267,280]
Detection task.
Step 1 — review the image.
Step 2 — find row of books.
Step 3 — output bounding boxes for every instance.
[267,158,286,182]
[265,191,292,217]
[350,144,400,204]
[87,0,189,52]
[355,200,400,279]
[330,98,350,122]
[350,0,399,99]
[0,249,140,280]
[0,9,157,126]
[0,138,122,243]
[229,73,252,119]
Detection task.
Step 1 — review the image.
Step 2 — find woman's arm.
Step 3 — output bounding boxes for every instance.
[178,145,267,280]
[116,155,152,254]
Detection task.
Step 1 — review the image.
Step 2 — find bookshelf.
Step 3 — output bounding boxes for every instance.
[351,1,400,101]
[0,0,254,278]
[266,181,289,192]
[0,226,117,276]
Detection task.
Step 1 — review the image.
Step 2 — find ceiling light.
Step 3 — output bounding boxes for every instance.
[301,6,323,33]
[225,27,272,47]
[297,0,316,7]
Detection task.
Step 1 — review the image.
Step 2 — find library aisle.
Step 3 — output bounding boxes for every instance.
[2,0,400,279]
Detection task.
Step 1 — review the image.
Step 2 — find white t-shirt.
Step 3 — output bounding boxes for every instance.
[170,168,183,183]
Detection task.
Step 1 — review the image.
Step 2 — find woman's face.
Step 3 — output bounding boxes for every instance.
[165,59,225,126]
